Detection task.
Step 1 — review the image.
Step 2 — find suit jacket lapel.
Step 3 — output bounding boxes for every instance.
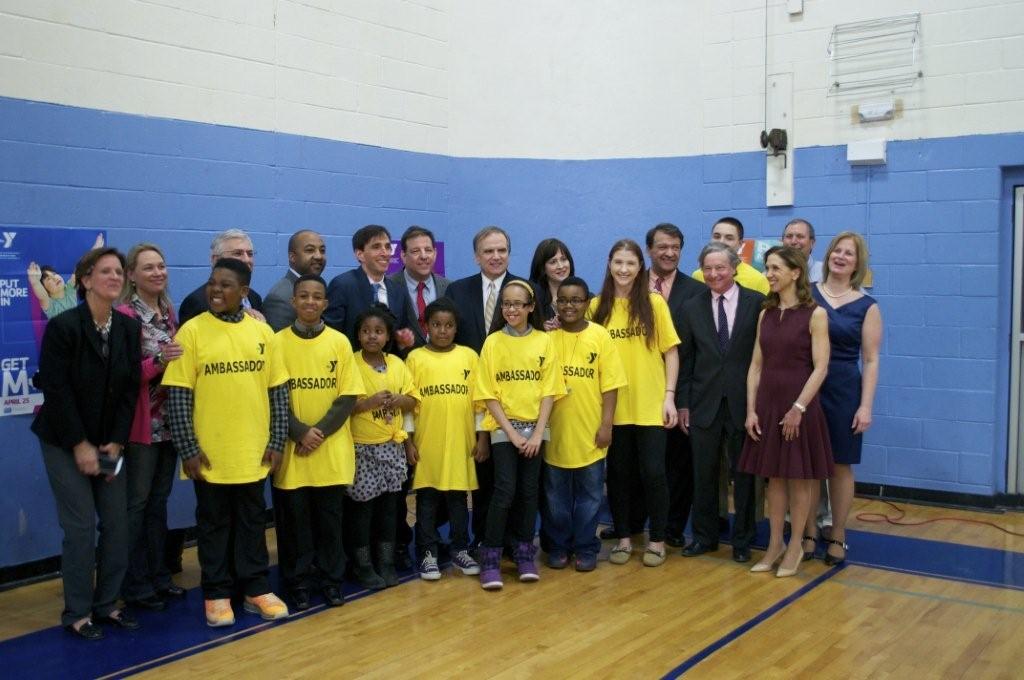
[77,305,106,360]
[695,291,722,356]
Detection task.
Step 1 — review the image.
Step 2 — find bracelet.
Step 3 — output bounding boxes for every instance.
[665,389,675,394]
[792,401,806,414]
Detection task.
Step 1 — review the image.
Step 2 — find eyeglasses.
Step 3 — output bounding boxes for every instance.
[555,297,587,306]
[500,300,530,310]
[222,249,256,258]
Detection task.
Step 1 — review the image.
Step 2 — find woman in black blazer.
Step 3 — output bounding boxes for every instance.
[31,247,142,640]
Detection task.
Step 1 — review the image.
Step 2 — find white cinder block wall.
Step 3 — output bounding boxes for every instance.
[0,0,450,153]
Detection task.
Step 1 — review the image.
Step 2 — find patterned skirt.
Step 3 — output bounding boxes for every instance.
[347,441,408,502]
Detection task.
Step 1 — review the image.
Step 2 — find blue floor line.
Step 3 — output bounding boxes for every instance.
[663,564,848,678]
[3,523,1024,678]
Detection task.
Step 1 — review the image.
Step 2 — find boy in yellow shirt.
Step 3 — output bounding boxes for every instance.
[273,275,364,610]
[163,257,290,627]
[546,277,627,571]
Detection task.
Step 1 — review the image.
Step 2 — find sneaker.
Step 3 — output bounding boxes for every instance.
[243,593,289,620]
[546,552,569,570]
[204,598,235,627]
[575,554,598,572]
[452,550,480,575]
[419,552,442,581]
[478,547,503,590]
[515,542,540,582]
[609,544,632,565]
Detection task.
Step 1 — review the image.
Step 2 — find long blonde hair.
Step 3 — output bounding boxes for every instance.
[822,231,869,289]
[119,242,174,313]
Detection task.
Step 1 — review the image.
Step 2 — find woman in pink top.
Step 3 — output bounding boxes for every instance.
[116,243,186,610]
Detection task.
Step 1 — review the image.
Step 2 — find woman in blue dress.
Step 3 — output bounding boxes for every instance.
[805,231,882,565]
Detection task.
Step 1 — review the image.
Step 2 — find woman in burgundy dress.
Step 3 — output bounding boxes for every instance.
[739,246,832,578]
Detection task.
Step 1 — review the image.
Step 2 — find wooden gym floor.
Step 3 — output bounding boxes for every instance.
[1,497,1022,679]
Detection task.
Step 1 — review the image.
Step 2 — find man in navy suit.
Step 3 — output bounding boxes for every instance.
[324,225,419,353]
[444,226,529,550]
[677,241,764,563]
[388,225,451,347]
[179,229,265,326]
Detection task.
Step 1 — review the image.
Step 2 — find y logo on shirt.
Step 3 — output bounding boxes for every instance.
[463,369,471,381]
[257,343,265,355]
[538,355,546,367]
[328,360,337,374]
[587,352,597,364]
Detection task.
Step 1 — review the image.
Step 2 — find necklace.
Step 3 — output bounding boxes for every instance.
[821,282,853,299]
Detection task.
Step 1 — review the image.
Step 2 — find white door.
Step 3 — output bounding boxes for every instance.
[1010,187,1024,492]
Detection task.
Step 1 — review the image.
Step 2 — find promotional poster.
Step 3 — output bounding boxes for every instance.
[0,227,106,416]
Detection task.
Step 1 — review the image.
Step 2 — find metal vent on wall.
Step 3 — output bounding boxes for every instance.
[827,13,922,96]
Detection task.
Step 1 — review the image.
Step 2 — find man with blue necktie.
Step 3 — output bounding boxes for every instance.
[324,224,419,354]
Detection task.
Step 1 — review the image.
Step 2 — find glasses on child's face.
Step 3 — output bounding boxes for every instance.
[555,297,587,306]
[501,300,529,310]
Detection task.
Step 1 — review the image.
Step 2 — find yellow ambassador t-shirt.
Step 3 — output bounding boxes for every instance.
[350,351,419,445]
[406,345,479,491]
[162,313,289,484]
[273,327,365,490]
[587,293,680,426]
[474,329,566,431]
[547,322,628,469]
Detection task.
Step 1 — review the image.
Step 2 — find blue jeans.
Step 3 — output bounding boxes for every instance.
[542,459,604,558]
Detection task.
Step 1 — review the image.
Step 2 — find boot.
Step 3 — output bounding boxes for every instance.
[478,547,503,590]
[353,546,385,590]
[515,541,539,582]
[375,542,399,587]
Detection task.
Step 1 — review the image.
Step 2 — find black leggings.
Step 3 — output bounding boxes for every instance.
[606,425,669,542]
[349,491,399,547]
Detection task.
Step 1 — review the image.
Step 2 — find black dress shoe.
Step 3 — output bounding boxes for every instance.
[290,589,311,612]
[127,594,166,611]
[96,611,140,630]
[665,535,686,549]
[598,527,616,540]
[65,621,104,641]
[157,584,186,598]
[681,541,719,557]
[322,585,345,607]
[732,546,751,563]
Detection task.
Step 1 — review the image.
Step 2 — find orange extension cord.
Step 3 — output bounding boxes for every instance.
[856,499,1024,538]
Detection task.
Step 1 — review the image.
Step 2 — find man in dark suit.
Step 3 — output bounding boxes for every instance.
[263,230,327,331]
[646,224,707,547]
[324,225,418,353]
[443,226,529,550]
[178,229,265,326]
[388,225,450,346]
[678,241,764,563]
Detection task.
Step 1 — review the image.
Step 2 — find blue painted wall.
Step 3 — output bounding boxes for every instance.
[0,95,1020,567]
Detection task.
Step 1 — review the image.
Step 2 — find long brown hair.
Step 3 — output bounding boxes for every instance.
[762,245,815,310]
[591,239,655,348]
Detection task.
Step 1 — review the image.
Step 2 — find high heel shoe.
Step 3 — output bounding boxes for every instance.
[823,538,848,566]
[776,551,804,578]
[750,546,786,573]
[801,534,817,562]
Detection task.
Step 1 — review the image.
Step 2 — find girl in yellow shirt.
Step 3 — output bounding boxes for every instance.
[474,280,566,590]
[348,305,419,590]
[405,298,488,581]
[588,239,680,568]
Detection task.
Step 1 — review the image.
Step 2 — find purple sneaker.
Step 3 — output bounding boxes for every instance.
[515,542,540,582]
[478,547,503,590]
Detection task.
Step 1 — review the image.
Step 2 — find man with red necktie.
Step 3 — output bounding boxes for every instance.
[389,226,451,346]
